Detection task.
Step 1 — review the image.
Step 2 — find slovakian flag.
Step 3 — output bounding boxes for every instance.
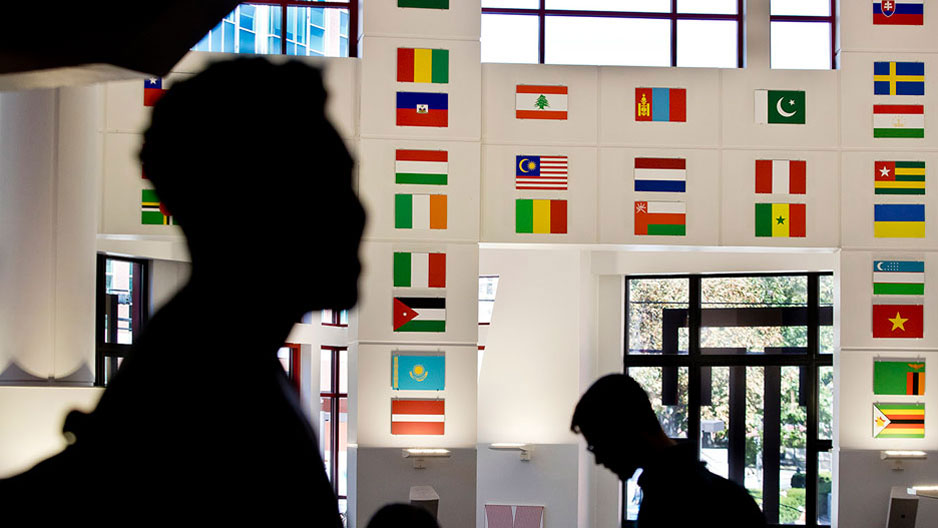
[397,48,449,84]
[874,203,925,238]
[394,296,446,332]
[874,61,925,95]
[874,260,925,296]
[873,303,924,338]
[395,149,448,185]
[141,189,174,225]
[516,85,568,120]
[394,252,446,288]
[875,160,925,194]
[635,201,686,236]
[635,87,687,122]
[755,203,806,237]
[395,194,447,230]
[873,104,925,138]
[143,78,165,107]
[755,160,807,194]
[874,361,926,395]
[873,0,924,25]
[396,92,448,127]
[391,399,445,435]
[515,155,568,190]
[392,354,446,391]
[873,403,924,439]
[515,199,567,234]
[633,158,686,193]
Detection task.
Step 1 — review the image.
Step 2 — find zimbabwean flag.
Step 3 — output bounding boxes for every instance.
[873,403,924,439]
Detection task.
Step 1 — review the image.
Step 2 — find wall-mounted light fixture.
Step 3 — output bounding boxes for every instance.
[489,443,532,461]
[881,450,928,470]
[402,448,451,469]
[908,485,938,500]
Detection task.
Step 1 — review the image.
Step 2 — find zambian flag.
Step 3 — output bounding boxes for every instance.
[873,402,924,439]
[141,189,175,225]
[874,361,925,395]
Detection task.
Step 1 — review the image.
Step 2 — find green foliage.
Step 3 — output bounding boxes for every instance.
[780,488,806,524]
[791,472,806,488]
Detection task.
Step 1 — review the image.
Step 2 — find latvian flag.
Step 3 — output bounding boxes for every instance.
[634,201,686,236]
[391,399,445,435]
[633,158,686,193]
[755,160,807,194]
[393,296,446,332]
[873,0,924,25]
[515,155,568,190]
[395,150,448,185]
[873,105,924,138]
[394,252,446,288]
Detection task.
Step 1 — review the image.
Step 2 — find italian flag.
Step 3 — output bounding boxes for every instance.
[393,252,446,288]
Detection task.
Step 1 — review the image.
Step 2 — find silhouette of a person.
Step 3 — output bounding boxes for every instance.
[0,58,364,523]
[366,503,440,528]
[571,374,766,528]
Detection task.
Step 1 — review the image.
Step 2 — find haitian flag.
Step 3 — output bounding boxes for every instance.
[396,92,448,127]
[872,303,923,338]
[873,0,924,25]
[143,78,165,107]
[635,87,686,122]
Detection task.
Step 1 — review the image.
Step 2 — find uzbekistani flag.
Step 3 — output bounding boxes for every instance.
[392,354,445,391]
[874,361,926,395]
[633,158,686,193]
[141,189,174,225]
[391,399,445,435]
[397,48,449,84]
[515,199,567,234]
[516,85,568,120]
[875,161,925,194]
[874,61,925,95]
[396,92,448,127]
[635,87,686,122]
[755,90,805,124]
[143,78,165,107]
[395,194,447,230]
[393,296,446,332]
[873,303,924,338]
[755,160,807,194]
[394,252,446,288]
[874,203,925,238]
[874,260,925,296]
[874,105,924,138]
[873,403,924,439]
[395,150,447,185]
[516,156,568,190]
[635,201,686,236]
[873,0,924,25]
[755,203,806,237]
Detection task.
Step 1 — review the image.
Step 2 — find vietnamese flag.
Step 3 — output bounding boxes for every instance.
[873,304,923,338]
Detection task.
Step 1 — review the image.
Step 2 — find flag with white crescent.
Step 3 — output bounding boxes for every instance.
[754,89,805,124]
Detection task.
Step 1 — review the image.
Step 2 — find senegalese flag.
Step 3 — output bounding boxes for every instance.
[395,194,447,230]
[874,203,925,238]
[141,189,174,225]
[874,361,926,395]
[397,48,449,84]
[755,203,806,237]
[873,260,924,296]
[393,296,446,332]
[873,403,924,439]
[394,252,446,288]
[875,161,925,195]
[395,150,448,185]
[874,62,925,96]
[516,199,567,234]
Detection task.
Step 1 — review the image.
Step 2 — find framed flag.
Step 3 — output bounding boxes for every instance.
[635,87,686,122]
[874,161,925,195]
[393,252,446,288]
[391,398,444,435]
[872,303,923,338]
[392,353,445,391]
[516,156,568,190]
[515,85,568,120]
[395,149,448,186]
[873,360,925,395]
[393,296,446,332]
[873,402,924,439]
[754,90,805,125]
[634,158,686,193]
[872,260,924,296]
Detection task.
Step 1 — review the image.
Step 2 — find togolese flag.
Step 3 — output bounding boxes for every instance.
[634,201,685,236]
[395,194,447,230]
[393,354,446,391]
[141,189,175,225]
[395,149,448,185]
[394,252,446,288]
[393,296,446,333]
[397,48,449,84]
[874,61,925,96]
[391,399,445,435]
[874,203,925,238]
[874,361,926,395]
[398,0,449,8]
[754,203,806,237]
[755,89,805,124]
[635,87,686,122]
[875,160,925,194]
[515,85,568,120]
[516,199,567,234]
[755,160,807,194]
[873,260,924,296]
[873,403,924,439]
[872,303,923,338]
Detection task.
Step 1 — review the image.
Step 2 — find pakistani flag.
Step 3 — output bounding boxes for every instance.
[755,90,805,124]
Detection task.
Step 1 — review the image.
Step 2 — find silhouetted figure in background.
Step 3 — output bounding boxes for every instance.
[0,58,364,523]
[366,503,441,528]
[571,374,766,528]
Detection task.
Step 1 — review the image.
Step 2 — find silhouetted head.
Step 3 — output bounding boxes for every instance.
[366,503,440,528]
[571,374,663,478]
[140,58,364,317]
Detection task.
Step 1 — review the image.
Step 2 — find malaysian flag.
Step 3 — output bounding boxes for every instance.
[515,155,568,190]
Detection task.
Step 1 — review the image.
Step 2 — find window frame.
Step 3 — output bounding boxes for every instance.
[769,0,837,70]
[624,272,834,527]
[95,254,150,387]
[481,0,744,67]
[320,345,349,506]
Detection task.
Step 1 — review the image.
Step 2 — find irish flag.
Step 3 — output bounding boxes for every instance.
[395,194,447,230]
[395,150,448,185]
[634,201,685,236]
[873,105,924,138]
[394,252,446,288]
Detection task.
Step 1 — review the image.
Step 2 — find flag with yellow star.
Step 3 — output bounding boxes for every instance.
[872,303,923,338]
[873,403,924,439]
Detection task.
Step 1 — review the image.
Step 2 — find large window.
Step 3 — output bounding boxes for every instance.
[95,255,149,386]
[770,0,836,69]
[481,0,742,67]
[321,346,349,522]
[193,1,355,57]
[625,273,833,527]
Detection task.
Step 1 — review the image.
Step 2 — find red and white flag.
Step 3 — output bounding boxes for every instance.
[391,399,444,435]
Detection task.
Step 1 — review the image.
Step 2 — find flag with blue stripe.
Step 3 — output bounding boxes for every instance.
[874,61,925,96]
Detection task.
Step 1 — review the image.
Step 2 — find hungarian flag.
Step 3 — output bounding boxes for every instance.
[143,78,165,107]
[391,399,445,435]
[515,199,567,234]
[873,0,924,25]
[635,201,686,236]
[398,0,449,8]
[875,161,925,194]
[874,203,925,238]
[873,105,924,138]
[393,252,446,288]
[397,48,449,84]
[755,160,806,194]
[755,89,805,124]
[872,304,923,338]
[874,361,926,395]
[754,203,806,237]
[396,92,448,127]
[873,62,925,96]
[873,403,924,439]
[395,194,447,230]
[393,296,446,332]
[873,260,924,296]
[515,85,568,120]
[141,189,174,225]
[515,155,568,190]
[634,158,686,193]
[635,87,686,122]
[395,149,448,185]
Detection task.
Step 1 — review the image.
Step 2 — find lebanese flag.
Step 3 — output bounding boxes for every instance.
[391,399,444,435]
[755,160,806,194]
[873,304,923,338]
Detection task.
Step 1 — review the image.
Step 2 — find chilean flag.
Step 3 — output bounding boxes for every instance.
[143,78,165,107]
[874,0,924,25]
[396,91,448,127]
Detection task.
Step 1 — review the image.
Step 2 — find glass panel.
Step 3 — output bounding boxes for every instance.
[676,19,737,68]
[771,0,831,16]
[193,4,286,55]
[338,397,348,495]
[483,0,540,7]
[277,347,291,374]
[285,7,348,57]
[479,276,500,324]
[338,499,348,527]
[481,14,539,64]
[700,366,730,480]
[625,469,644,521]
[819,366,833,440]
[320,397,332,479]
[678,0,738,14]
[628,278,689,355]
[779,366,807,524]
[745,366,764,505]
[629,366,689,438]
[546,17,671,67]
[820,275,834,354]
[321,348,333,392]
[817,451,833,525]
[771,21,831,70]
[105,259,135,345]
[339,309,349,325]
[339,349,348,394]
[547,0,671,12]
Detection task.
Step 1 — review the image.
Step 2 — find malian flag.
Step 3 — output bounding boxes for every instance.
[393,252,446,288]
[515,155,568,190]
[397,48,449,84]
[393,296,446,333]
[395,194,447,230]
[635,87,686,122]
[391,399,444,435]
[873,0,924,25]
[516,85,568,120]
[143,78,165,107]
[634,158,686,193]
[395,149,448,185]
[755,160,806,194]
[873,303,923,338]
[873,105,924,138]
[515,199,567,234]
[875,160,925,194]
[634,201,685,236]
[141,189,174,225]
[874,361,926,395]
[754,203,806,238]
[873,403,924,439]
[396,92,448,127]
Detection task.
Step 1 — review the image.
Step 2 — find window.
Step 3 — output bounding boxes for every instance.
[479,275,500,325]
[277,343,302,394]
[95,255,149,386]
[321,346,349,522]
[321,309,349,326]
[770,0,836,70]
[192,1,357,57]
[625,273,833,527]
[481,0,742,67]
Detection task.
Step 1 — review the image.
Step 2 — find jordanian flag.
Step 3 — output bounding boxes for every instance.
[393,296,446,332]
[873,361,926,395]
[873,402,924,438]
[875,160,925,194]
[395,150,448,185]
[873,260,924,296]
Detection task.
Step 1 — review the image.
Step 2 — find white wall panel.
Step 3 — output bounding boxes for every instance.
[841,0,938,53]
[360,1,480,41]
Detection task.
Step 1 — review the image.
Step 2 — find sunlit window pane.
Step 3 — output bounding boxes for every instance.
[771,21,831,70]
[482,14,539,64]
[677,19,737,67]
[678,0,737,14]
[483,0,539,7]
[547,0,670,12]
[546,17,670,66]
[771,0,831,16]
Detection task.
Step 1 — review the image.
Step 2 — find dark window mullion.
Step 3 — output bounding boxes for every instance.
[670,0,678,67]
[805,274,820,526]
[763,365,782,523]
[687,276,701,453]
[538,0,546,64]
